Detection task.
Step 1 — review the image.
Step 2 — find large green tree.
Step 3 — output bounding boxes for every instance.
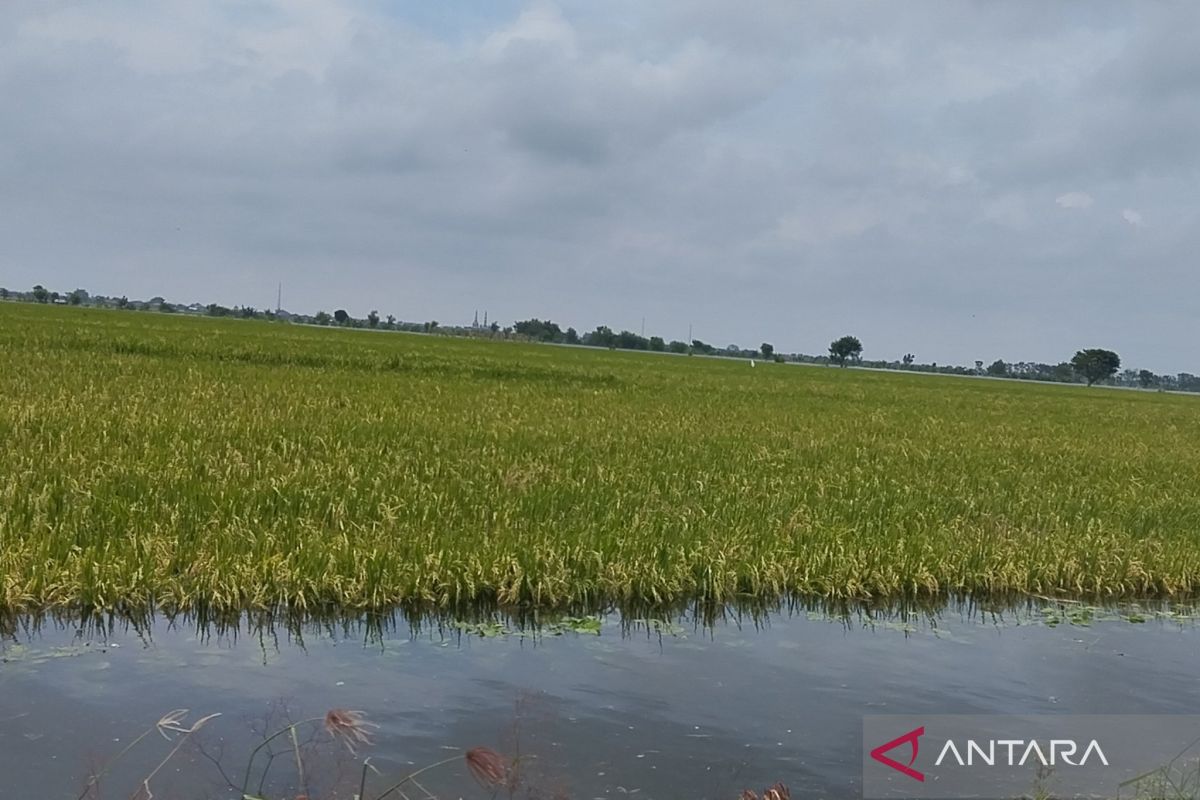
[828,335,863,366]
[514,318,563,342]
[1071,349,1121,386]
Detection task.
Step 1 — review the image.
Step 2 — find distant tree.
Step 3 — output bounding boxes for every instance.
[239,306,256,319]
[160,302,175,313]
[616,330,649,350]
[32,285,49,303]
[974,360,984,374]
[514,318,563,342]
[986,359,1008,377]
[690,339,714,355]
[902,353,915,366]
[1071,349,1121,386]
[68,289,84,306]
[649,336,666,352]
[385,314,396,328]
[584,326,617,348]
[314,310,332,325]
[0,287,8,300]
[490,322,500,334]
[1138,369,1157,388]
[423,320,438,333]
[1052,361,1075,382]
[333,309,350,325]
[760,343,774,360]
[117,296,130,309]
[828,335,863,367]
[367,310,380,328]
[668,340,689,354]
[565,327,579,345]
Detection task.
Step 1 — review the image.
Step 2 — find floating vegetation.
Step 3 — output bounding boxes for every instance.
[1032,598,1192,629]
[449,615,604,639]
[451,620,511,638]
[0,641,105,665]
[5,303,1200,615]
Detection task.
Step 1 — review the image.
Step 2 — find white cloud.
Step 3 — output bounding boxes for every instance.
[482,2,578,61]
[1121,208,1145,227]
[1055,191,1094,209]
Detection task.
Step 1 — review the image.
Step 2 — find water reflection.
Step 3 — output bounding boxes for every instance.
[1,597,1197,799]
[6,594,1194,646]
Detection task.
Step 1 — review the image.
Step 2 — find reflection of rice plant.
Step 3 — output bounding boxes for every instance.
[75,707,787,799]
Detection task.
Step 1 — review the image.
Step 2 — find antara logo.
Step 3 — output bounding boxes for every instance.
[870,725,1110,784]
[870,726,926,782]
[935,739,1109,768]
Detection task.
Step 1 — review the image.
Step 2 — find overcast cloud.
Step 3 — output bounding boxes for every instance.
[2,1,1197,372]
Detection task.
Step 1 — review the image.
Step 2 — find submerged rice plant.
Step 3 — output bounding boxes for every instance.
[3,302,1200,614]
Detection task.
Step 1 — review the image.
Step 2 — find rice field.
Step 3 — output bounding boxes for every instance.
[2,301,1200,614]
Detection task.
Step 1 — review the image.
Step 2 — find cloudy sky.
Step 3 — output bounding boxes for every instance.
[2,2,1197,372]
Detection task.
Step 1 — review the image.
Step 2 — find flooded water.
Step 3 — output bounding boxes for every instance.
[1,601,1198,799]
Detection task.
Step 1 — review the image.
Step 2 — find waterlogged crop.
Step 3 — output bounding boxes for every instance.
[3,303,1200,614]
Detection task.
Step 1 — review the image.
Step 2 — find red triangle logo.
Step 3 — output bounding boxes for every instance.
[870,726,925,782]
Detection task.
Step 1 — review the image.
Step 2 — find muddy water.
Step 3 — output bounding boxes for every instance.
[1,602,1197,799]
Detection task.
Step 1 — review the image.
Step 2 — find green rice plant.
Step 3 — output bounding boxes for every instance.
[3,302,1200,614]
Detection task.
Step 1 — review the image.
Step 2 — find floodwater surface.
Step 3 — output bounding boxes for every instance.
[1,602,1197,799]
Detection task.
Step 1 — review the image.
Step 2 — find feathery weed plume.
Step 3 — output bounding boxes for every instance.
[323,709,378,753]
[465,746,509,787]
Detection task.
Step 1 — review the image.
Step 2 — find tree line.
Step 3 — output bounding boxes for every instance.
[4,283,1197,392]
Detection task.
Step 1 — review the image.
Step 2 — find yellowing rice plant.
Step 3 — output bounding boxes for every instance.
[2,302,1200,614]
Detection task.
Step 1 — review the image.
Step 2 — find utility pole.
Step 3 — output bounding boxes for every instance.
[688,322,693,343]
[276,282,282,313]
[641,317,645,337]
